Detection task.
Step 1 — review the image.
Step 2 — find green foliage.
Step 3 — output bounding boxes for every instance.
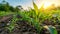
[0,0,60,34]
[7,14,19,32]
[0,0,22,12]
[0,11,14,16]
[33,2,38,15]
[43,26,58,34]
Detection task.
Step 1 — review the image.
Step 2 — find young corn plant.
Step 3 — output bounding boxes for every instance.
[33,1,43,33]
[32,1,58,34]
[7,14,19,32]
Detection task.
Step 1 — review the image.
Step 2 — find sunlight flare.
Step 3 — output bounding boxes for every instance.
[43,2,52,9]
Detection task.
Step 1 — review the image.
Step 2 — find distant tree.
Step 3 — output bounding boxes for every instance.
[17,5,23,10]
[9,6,15,12]
[15,5,23,12]
[0,0,10,11]
[0,0,23,12]
[2,0,6,4]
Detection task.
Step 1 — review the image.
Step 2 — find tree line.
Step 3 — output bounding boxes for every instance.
[0,0,23,12]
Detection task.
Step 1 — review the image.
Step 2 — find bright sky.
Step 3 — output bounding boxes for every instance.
[0,0,60,10]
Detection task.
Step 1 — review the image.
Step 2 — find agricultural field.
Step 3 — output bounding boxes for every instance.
[0,0,60,34]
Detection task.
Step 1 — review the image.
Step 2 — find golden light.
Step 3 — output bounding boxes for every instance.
[43,2,52,9]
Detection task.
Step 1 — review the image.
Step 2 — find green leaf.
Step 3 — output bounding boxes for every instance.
[7,15,18,32]
[43,26,58,34]
[39,4,44,12]
[33,2,38,15]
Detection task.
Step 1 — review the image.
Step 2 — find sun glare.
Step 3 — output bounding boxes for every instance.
[43,2,52,9]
